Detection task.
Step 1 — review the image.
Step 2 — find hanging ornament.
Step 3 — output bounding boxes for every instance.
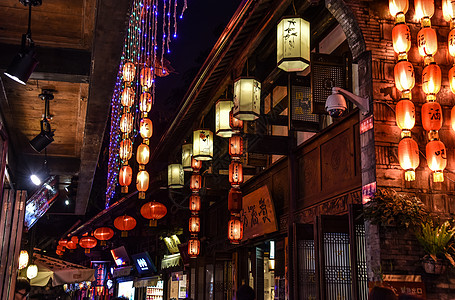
[94,227,114,246]
[191,157,202,172]
[188,237,200,258]
[193,129,213,161]
[422,63,441,100]
[228,188,243,213]
[392,23,411,60]
[228,215,243,244]
[136,170,149,199]
[190,174,202,191]
[119,139,133,162]
[394,60,415,98]
[189,216,201,233]
[233,78,261,121]
[139,92,152,114]
[137,144,150,165]
[229,161,244,186]
[398,137,420,181]
[389,0,409,22]
[140,201,167,227]
[18,250,29,270]
[114,215,137,237]
[426,140,447,182]
[276,16,310,72]
[121,87,135,107]
[189,194,201,212]
[215,99,234,137]
[168,164,184,188]
[122,61,136,82]
[119,165,133,193]
[79,236,97,254]
[395,100,415,137]
[182,143,193,171]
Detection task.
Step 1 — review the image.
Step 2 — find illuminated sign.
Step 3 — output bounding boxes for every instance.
[131,252,157,275]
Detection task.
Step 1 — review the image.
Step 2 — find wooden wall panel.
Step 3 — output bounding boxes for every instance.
[298,147,320,207]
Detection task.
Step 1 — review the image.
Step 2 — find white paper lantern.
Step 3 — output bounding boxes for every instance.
[27,264,38,279]
[182,143,193,171]
[168,164,184,188]
[193,129,213,161]
[233,78,261,121]
[277,17,310,72]
[215,99,234,137]
[18,250,29,270]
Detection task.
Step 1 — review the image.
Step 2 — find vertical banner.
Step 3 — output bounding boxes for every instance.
[284,237,289,300]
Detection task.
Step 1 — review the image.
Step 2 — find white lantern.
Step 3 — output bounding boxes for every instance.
[27,264,38,279]
[233,78,261,121]
[215,99,234,137]
[182,143,193,171]
[18,250,29,269]
[168,164,184,188]
[277,16,310,72]
[193,129,213,161]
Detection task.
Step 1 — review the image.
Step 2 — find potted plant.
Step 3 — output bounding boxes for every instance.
[415,221,455,274]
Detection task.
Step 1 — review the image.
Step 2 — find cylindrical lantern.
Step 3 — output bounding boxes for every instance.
[414,0,434,21]
[396,100,415,136]
[228,216,243,244]
[398,137,420,181]
[58,239,68,248]
[182,143,193,171]
[228,188,243,213]
[229,135,244,158]
[188,237,200,258]
[140,118,153,140]
[216,99,234,137]
[79,236,97,254]
[451,106,455,131]
[56,250,63,256]
[121,87,135,107]
[276,17,310,72]
[120,113,133,134]
[392,24,411,57]
[449,66,455,94]
[190,174,202,191]
[18,250,29,269]
[57,245,65,252]
[136,170,149,199]
[426,140,447,182]
[139,92,152,113]
[122,61,136,82]
[26,264,38,280]
[417,27,437,58]
[233,78,261,121]
[193,129,213,161]
[443,0,455,22]
[229,161,244,186]
[191,157,202,172]
[394,60,415,94]
[94,227,114,246]
[66,240,77,250]
[189,216,200,233]
[119,165,132,193]
[189,194,201,212]
[141,201,167,227]
[422,63,441,99]
[421,102,442,133]
[389,0,409,17]
[140,66,153,88]
[168,164,184,188]
[120,139,133,162]
[137,143,150,165]
[114,215,137,237]
[229,109,244,132]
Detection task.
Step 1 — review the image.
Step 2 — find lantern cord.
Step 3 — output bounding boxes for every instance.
[292,0,297,15]
[168,189,189,211]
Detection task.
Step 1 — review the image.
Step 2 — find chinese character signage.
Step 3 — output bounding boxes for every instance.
[91,262,108,287]
[241,185,278,240]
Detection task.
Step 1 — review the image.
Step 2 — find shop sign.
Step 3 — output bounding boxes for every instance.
[241,185,278,240]
[91,262,108,287]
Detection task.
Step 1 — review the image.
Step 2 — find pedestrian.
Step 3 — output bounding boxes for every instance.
[14,277,31,300]
[236,284,255,300]
[368,286,397,300]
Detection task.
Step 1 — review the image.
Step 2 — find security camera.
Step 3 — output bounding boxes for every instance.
[325,87,369,118]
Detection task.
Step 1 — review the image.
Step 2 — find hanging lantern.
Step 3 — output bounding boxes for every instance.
[229,161,244,186]
[66,240,77,250]
[121,87,135,107]
[426,140,447,182]
[229,135,243,158]
[57,245,65,252]
[140,66,153,88]
[168,164,184,188]
[189,216,201,233]
[79,236,97,254]
[190,174,202,191]
[229,109,244,132]
[140,118,153,141]
[140,201,167,227]
[392,24,411,59]
[122,61,136,82]
[182,143,193,171]
[137,143,150,165]
[398,137,420,181]
[443,0,455,22]
[58,239,68,248]
[414,0,434,21]
[417,27,437,58]
[228,188,243,213]
[449,66,455,94]
[119,139,133,162]
[451,106,455,131]
[193,129,213,161]
[396,100,415,137]
[233,78,261,121]
[114,215,137,237]
[120,113,134,134]
[191,157,202,172]
[389,0,409,19]
[136,170,149,199]
[422,63,441,100]
[26,264,38,280]
[421,102,442,138]
[94,227,114,246]
[228,215,243,244]
[56,250,63,256]
[71,236,79,244]
[188,237,200,258]
[394,60,415,96]
[189,194,201,212]
[276,16,310,72]
[139,92,152,113]
[18,250,29,269]
[216,99,234,137]
[119,165,133,193]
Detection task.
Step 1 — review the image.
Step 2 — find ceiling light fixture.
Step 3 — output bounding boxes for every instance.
[4,0,41,85]
[30,90,55,152]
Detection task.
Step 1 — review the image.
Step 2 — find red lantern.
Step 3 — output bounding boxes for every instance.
[189,216,200,233]
[119,165,133,193]
[417,27,437,58]
[398,137,420,181]
[228,215,243,244]
[229,161,244,186]
[140,201,167,227]
[451,106,455,131]
[228,188,243,213]
[94,227,114,246]
[58,239,68,248]
[449,66,455,94]
[140,92,152,113]
[229,109,244,131]
[191,157,202,172]
[189,194,201,212]
[79,236,97,254]
[57,245,65,252]
[140,118,153,140]
[389,0,408,17]
[114,215,137,237]
[426,140,447,182]
[121,87,135,107]
[56,250,63,256]
[229,135,243,158]
[190,174,202,191]
[414,0,434,20]
[188,237,200,258]
[449,29,455,58]
[71,236,79,244]
[392,24,411,56]
[421,102,442,132]
[422,63,441,100]
[66,240,77,250]
[140,66,153,88]
[120,113,133,134]
[122,61,136,82]
[120,139,132,162]
[395,100,415,135]
[394,60,415,95]
[137,144,150,165]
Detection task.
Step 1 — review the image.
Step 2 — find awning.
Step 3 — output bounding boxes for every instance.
[161,254,181,270]
[30,253,95,287]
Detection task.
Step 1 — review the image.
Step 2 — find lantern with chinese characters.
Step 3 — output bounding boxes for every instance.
[451,106,455,131]
[189,194,201,212]
[136,170,149,199]
[417,27,437,59]
[141,201,167,227]
[182,143,193,171]
[216,99,234,137]
[66,240,77,250]
[190,174,202,191]
[422,63,441,100]
[389,0,409,20]
[228,215,243,244]
[229,109,244,132]
[189,216,201,233]
[94,227,114,246]
[191,157,202,172]
[140,66,153,88]
[18,250,29,269]
[394,60,415,96]
[426,140,447,182]
[193,129,213,161]
[449,30,455,57]
[119,165,132,193]
[121,87,135,107]
[114,215,137,237]
[137,144,150,165]
[122,61,136,82]
[120,113,133,134]
[140,118,153,141]
[26,264,38,280]
[168,164,184,188]
[188,237,200,258]
[449,66,455,93]
[139,92,152,114]
[277,17,310,72]
[443,0,455,22]
[392,24,411,59]
[58,239,68,248]
[422,102,442,140]
[119,139,132,162]
[229,161,244,186]
[414,0,434,22]
[233,78,261,121]
[79,236,97,254]
[229,135,243,158]
[398,137,420,181]
[396,100,415,137]
[228,188,243,213]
